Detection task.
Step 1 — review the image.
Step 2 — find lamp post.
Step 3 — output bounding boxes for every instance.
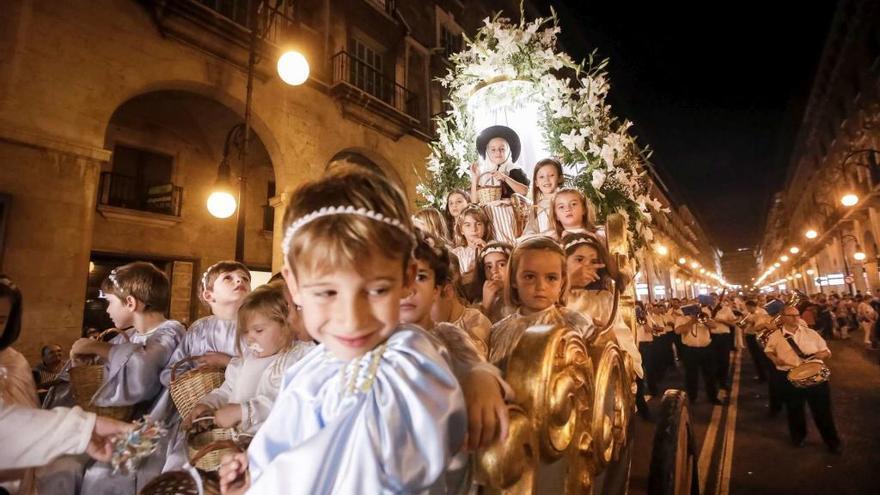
[207,0,310,262]
[839,233,864,295]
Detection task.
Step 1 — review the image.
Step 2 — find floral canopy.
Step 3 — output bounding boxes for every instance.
[417,10,665,253]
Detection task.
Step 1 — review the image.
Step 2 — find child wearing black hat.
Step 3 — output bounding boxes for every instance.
[468,125,529,243]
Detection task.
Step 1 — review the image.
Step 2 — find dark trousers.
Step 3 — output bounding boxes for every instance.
[710,333,732,390]
[655,332,676,378]
[639,342,657,395]
[767,362,784,414]
[744,334,767,381]
[681,345,717,402]
[773,369,840,447]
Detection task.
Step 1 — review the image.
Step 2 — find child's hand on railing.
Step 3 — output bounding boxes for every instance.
[461,368,510,450]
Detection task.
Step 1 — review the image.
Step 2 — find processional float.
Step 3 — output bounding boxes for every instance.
[421,10,699,495]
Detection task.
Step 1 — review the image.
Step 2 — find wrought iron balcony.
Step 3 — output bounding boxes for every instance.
[330,50,418,120]
[98,172,182,217]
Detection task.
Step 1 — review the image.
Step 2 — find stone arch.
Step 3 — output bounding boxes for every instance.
[101,81,284,180]
[325,147,404,189]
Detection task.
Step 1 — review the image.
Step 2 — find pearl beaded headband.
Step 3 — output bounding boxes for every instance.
[282,206,413,257]
[107,269,123,293]
[480,245,510,258]
[563,238,592,251]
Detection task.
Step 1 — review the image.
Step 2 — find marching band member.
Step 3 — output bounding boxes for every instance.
[674,298,720,404]
[709,294,737,392]
[741,300,769,382]
[763,306,841,453]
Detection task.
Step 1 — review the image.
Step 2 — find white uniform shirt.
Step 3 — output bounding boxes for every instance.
[742,307,769,335]
[675,314,712,348]
[764,324,830,371]
[711,306,735,334]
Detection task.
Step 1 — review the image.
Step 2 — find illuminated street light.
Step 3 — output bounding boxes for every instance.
[841,193,859,207]
[690,261,699,269]
[780,255,789,262]
[773,262,781,268]
[789,246,800,254]
[854,251,867,261]
[805,229,818,239]
[277,50,310,86]
[678,257,686,265]
[655,244,669,256]
[207,189,236,219]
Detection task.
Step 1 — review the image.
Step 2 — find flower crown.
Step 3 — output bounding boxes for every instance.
[282,206,413,257]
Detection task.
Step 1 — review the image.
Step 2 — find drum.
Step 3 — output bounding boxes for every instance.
[786,361,830,388]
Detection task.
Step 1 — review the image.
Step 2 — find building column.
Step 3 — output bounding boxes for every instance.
[0,131,106,361]
[270,191,290,273]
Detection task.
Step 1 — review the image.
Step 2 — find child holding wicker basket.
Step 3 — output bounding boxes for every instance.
[218,166,466,494]
[155,261,252,472]
[184,283,314,433]
[468,125,529,244]
[72,262,185,495]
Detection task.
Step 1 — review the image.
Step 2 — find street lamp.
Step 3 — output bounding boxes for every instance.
[841,193,859,207]
[655,244,669,256]
[789,246,800,254]
[277,50,310,86]
[780,255,789,262]
[839,233,863,295]
[678,257,686,265]
[805,229,818,239]
[854,251,867,261]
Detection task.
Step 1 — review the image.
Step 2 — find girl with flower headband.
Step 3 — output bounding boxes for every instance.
[219,166,465,495]
[562,233,642,381]
[185,283,314,433]
[488,237,595,367]
[521,158,565,239]
[155,260,251,472]
[71,262,185,494]
[471,240,516,323]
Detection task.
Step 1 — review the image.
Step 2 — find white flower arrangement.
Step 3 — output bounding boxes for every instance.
[419,9,666,252]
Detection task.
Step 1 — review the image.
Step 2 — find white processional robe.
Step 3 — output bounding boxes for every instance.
[246,326,467,495]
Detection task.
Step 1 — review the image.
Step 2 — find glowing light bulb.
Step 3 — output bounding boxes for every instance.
[789,246,800,254]
[841,193,858,207]
[678,257,686,265]
[655,244,669,256]
[277,50,310,86]
[780,255,789,262]
[207,191,237,219]
[805,229,818,239]
[854,251,866,261]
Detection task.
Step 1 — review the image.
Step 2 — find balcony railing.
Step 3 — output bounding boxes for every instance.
[364,0,396,16]
[331,50,417,117]
[195,0,297,45]
[98,172,182,217]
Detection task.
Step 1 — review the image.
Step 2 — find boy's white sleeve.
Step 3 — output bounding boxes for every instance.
[0,403,96,469]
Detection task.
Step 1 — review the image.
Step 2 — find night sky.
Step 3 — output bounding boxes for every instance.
[536,1,838,252]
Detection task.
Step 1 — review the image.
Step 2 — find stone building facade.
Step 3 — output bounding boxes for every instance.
[0,0,517,360]
[756,0,880,295]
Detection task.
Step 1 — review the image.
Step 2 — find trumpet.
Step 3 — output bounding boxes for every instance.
[737,313,752,327]
[758,290,807,346]
[697,312,711,325]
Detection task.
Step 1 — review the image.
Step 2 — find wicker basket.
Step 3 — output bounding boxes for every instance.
[477,172,503,204]
[138,440,233,495]
[69,364,133,421]
[170,357,225,421]
[186,417,253,472]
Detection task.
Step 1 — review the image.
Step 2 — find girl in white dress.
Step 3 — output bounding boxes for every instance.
[488,237,595,367]
[451,204,495,283]
[473,241,516,323]
[521,158,565,239]
[186,283,314,433]
[218,166,465,495]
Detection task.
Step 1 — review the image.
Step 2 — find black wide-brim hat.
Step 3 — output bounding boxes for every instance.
[476,125,521,163]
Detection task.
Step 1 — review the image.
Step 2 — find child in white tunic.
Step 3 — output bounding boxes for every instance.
[71,262,185,495]
[520,158,565,239]
[451,204,495,282]
[157,261,252,472]
[488,237,596,367]
[185,284,314,433]
[218,167,465,495]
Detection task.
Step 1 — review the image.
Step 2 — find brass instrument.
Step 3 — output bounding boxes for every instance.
[758,291,807,346]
